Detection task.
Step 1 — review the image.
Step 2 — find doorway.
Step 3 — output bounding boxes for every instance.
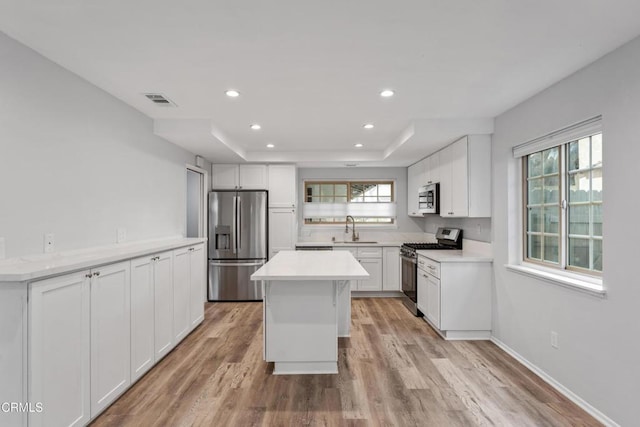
[186,165,208,238]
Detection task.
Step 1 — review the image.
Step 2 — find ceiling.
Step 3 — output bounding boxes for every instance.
[2,1,640,166]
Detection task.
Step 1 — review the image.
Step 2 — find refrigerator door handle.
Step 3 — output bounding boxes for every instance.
[209,261,265,267]
[232,195,238,254]
[237,196,242,250]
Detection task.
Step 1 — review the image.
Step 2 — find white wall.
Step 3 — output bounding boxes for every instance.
[0,32,197,258]
[423,217,492,243]
[297,167,425,241]
[492,36,640,425]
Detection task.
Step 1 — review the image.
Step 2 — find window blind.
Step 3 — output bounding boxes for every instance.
[512,116,602,158]
[302,202,397,219]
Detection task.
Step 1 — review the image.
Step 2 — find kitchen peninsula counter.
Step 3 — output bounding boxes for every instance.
[251,250,368,375]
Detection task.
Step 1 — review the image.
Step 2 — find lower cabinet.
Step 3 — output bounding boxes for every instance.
[25,242,206,427]
[417,254,492,340]
[357,258,383,291]
[382,247,401,291]
[29,272,91,427]
[189,244,206,328]
[173,248,191,343]
[90,262,131,417]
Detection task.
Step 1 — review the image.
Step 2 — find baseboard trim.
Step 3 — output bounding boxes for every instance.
[490,336,619,427]
[351,291,403,298]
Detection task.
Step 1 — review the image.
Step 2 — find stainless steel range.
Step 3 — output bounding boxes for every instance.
[401,227,462,316]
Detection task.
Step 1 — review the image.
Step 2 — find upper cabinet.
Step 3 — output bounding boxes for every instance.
[267,165,297,207]
[424,152,440,185]
[211,164,267,189]
[407,160,424,217]
[440,135,491,218]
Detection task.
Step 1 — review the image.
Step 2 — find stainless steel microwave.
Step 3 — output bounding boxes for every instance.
[418,183,439,214]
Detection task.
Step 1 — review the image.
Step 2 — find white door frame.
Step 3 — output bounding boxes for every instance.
[186,164,208,238]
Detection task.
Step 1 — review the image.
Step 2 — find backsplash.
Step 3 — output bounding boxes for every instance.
[423,217,492,243]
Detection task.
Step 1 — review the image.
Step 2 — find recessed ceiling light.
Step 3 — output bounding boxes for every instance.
[380,89,394,98]
[354,143,364,148]
[363,123,374,129]
[266,144,275,148]
[225,89,240,97]
[250,124,261,130]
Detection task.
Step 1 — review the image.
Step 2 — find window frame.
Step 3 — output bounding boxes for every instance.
[521,133,602,278]
[302,179,396,227]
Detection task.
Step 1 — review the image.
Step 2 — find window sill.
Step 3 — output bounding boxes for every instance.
[505,264,605,298]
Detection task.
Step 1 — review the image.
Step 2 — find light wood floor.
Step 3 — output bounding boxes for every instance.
[92,298,600,426]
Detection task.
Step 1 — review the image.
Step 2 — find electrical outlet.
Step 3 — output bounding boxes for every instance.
[477,223,482,235]
[550,331,559,349]
[117,228,127,243]
[44,233,55,253]
[0,237,5,259]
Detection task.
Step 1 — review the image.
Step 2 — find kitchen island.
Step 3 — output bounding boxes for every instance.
[251,250,368,375]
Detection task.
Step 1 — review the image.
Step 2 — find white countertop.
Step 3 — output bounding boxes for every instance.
[0,237,207,282]
[417,250,493,263]
[295,241,408,248]
[251,250,369,281]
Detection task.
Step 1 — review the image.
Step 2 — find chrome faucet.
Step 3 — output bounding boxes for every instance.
[345,215,359,241]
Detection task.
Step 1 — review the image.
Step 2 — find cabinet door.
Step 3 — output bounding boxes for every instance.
[189,244,206,329]
[426,274,441,329]
[212,164,239,189]
[173,248,191,343]
[407,162,422,217]
[427,152,440,185]
[267,164,297,207]
[439,144,453,217]
[90,262,131,417]
[29,272,90,427]
[416,269,428,314]
[382,247,401,291]
[130,255,155,383]
[154,251,174,361]
[239,164,268,189]
[450,137,469,216]
[269,208,297,259]
[357,258,382,291]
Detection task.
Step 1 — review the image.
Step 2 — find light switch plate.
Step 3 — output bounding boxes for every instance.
[0,237,5,259]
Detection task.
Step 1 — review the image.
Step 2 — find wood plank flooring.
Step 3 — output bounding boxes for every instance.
[91,298,600,426]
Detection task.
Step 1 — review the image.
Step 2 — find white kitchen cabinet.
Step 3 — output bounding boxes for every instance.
[407,161,424,217]
[357,258,383,291]
[440,135,491,218]
[425,152,440,185]
[173,247,191,343]
[189,244,206,329]
[212,164,268,189]
[29,272,90,427]
[267,164,297,207]
[154,251,175,361]
[334,247,383,291]
[130,255,155,383]
[0,284,27,427]
[269,208,297,259]
[90,261,131,417]
[131,251,175,382]
[239,164,268,189]
[382,247,401,291]
[417,254,492,339]
[211,164,239,189]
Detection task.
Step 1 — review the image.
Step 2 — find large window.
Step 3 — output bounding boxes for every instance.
[523,132,602,275]
[303,181,396,224]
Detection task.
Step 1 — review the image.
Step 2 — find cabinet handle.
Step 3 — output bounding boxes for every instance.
[422,274,428,278]
[93,271,100,277]
[85,273,92,278]
[427,265,436,270]
[189,247,195,252]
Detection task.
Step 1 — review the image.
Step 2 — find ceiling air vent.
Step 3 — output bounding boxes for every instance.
[143,93,177,107]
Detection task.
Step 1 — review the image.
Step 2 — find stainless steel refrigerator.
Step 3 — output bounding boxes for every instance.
[208,190,268,301]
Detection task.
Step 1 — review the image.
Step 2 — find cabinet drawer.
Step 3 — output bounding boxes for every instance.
[417,256,440,279]
[357,247,382,258]
[334,247,357,257]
